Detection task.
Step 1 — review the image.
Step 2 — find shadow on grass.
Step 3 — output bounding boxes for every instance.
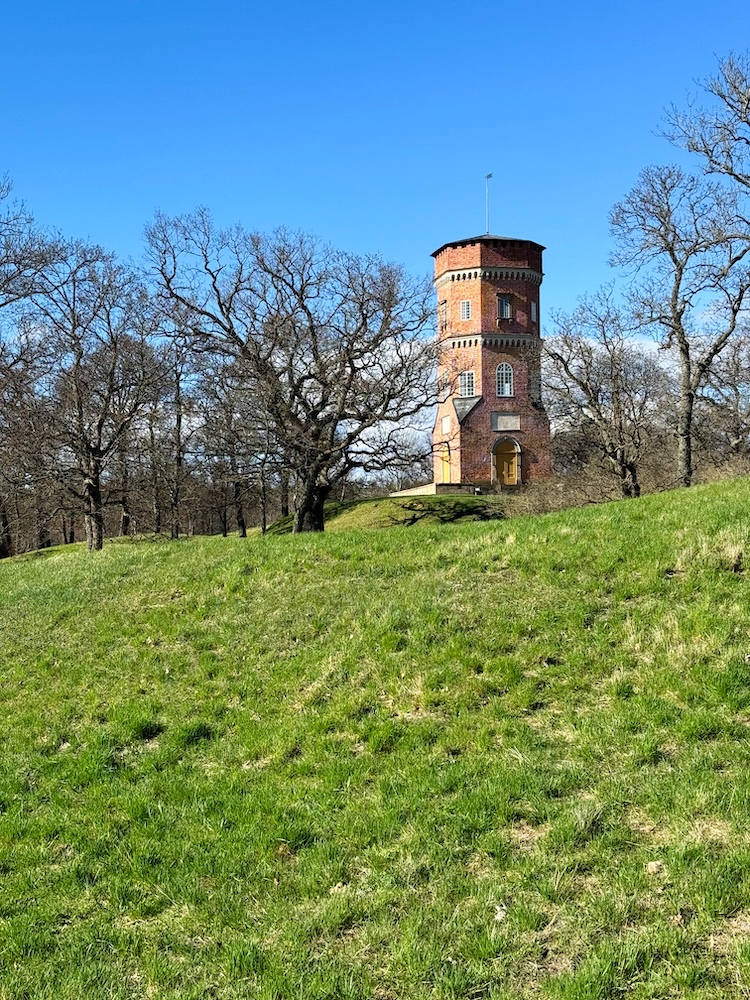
[267,495,506,534]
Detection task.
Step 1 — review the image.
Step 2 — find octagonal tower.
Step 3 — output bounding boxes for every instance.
[432,235,551,488]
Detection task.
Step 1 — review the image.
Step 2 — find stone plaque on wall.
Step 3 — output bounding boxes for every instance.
[491,413,521,432]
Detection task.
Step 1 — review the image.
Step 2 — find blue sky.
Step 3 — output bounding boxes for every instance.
[2,0,749,317]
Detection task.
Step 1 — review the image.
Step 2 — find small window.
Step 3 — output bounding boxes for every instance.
[460,300,471,321]
[496,362,514,397]
[458,370,475,397]
[530,301,538,323]
[439,300,447,331]
[497,295,511,320]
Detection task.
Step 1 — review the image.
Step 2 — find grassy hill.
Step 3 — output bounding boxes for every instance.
[3,480,750,998]
[266,492,509,533]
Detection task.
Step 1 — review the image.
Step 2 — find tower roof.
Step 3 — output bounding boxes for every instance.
[431,234,546,258]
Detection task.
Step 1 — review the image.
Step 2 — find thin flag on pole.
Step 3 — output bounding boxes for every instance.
[485,173,493,234]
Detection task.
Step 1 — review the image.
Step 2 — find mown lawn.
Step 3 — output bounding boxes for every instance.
[3,480,750,998]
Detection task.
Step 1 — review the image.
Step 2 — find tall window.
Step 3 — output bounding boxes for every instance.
[530,301,538,323]
[439,300,447,331]
[458,370,475,397]
[497,295,511,320]
[460,300,471,321]
[496,362,514,397]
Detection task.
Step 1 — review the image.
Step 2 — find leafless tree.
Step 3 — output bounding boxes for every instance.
[544,288,670,497]
[146,213,436,531]
[0,320,58,555]
[665,53,750,195]
[0,176,62,309]
[693,327,750,464]
[610,165,750,486]
[26,242,164,550]
[191,355,266,537]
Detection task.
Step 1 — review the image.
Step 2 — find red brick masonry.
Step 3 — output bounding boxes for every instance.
[432,235,551,487]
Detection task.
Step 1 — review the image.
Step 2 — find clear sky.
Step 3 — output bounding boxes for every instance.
[2,0,749,318]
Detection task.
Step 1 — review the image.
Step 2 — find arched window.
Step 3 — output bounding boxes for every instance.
[496,362,514,397]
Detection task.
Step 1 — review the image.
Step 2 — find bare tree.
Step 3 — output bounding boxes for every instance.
[544,289,670,498]
[693,327,750,464]
[146,213,436,531]
[0,320,59,555]
[192,355,272,537]
[0,176,61,309]
[665,53,750,194]
[27,243,164,550]
[610,165,750,486]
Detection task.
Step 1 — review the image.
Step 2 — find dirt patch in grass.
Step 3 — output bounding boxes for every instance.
[688,818,733,844]
[509,820,549,852]
[625,806,672,845]
[708,910,750,954]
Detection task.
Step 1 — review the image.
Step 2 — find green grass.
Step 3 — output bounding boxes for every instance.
[267,493,508,533]
[3,480,750,997]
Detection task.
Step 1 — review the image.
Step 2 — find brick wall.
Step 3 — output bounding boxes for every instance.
[432,236,551,486]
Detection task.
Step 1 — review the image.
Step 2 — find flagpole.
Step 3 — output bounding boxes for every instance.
[485,173,493,234]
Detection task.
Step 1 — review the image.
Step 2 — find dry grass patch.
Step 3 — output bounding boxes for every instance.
[676,527,750,575]
[509,819,549,853]
[624,807,665,839]
[708,910,750,955]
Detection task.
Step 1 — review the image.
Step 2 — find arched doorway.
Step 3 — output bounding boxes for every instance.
[492,438,520,486]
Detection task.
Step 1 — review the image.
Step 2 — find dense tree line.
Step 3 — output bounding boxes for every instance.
[0,188,435,552]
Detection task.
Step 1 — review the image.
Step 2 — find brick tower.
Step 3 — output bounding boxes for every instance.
[432,235,551,488]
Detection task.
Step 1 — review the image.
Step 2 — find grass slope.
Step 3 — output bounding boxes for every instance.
[267,493,508,534]
[3,481,750,997]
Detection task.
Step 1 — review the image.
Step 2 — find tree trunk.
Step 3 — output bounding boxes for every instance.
[620,465,640,498]
[627,463,641,498]
[171,374,183,540]
[219,493,228,537]
[293,481,331,533]
[234,480,247,538]
[279,469,290,518]
[259,466,267,535]
[84,466,104,551]
[614,452,640,499]
[0,499,11,559]
[36,503,50,550]
[148,412,162,534]
[677,358,694,487]
[119,452,131,536]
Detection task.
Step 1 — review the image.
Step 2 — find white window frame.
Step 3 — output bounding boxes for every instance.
[497,295,512,320]
[496,362,514,397]
[460,299,471,321]
[458,370,475,397]
[439,300,448,331]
